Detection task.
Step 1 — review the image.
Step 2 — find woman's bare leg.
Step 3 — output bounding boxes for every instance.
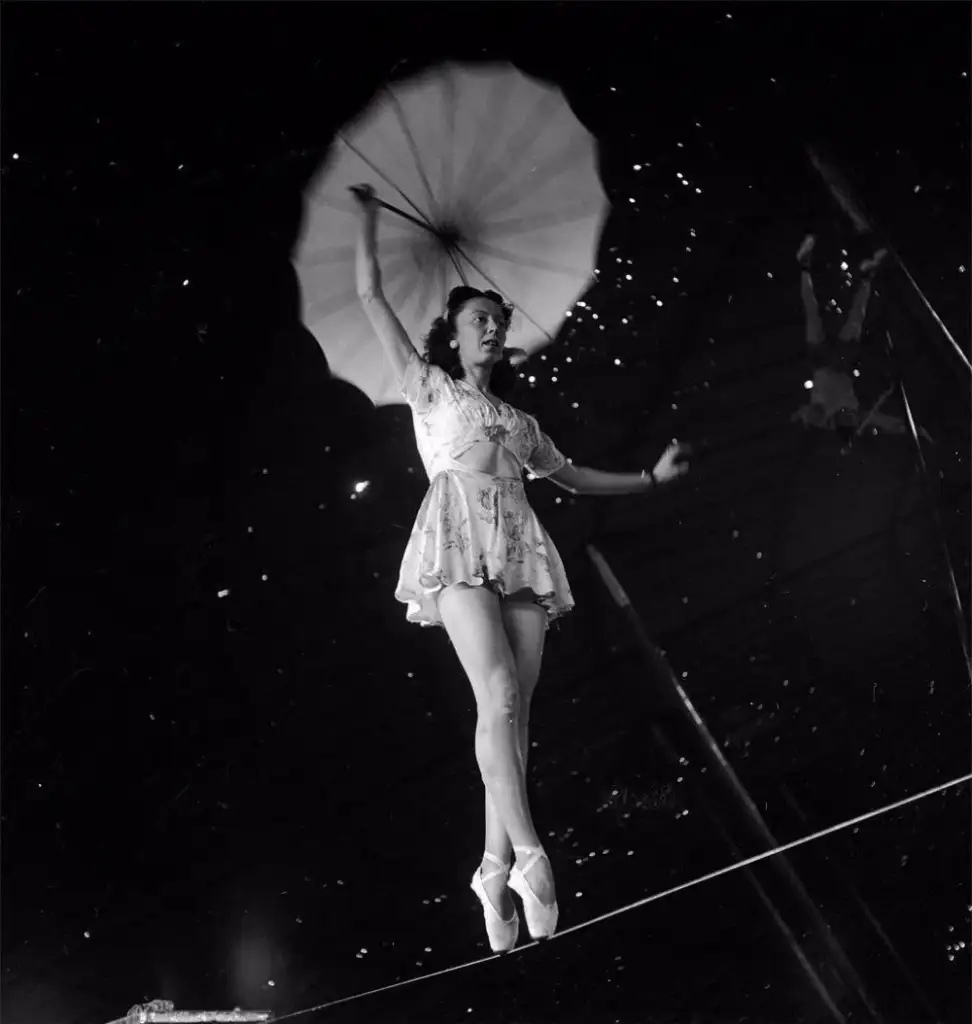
[482,597,548,909]
[438,584,555,910]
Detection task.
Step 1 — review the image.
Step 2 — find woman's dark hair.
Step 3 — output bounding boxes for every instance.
[422,286,519,401]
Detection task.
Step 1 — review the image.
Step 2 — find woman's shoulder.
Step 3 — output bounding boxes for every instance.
[507,402,542,434]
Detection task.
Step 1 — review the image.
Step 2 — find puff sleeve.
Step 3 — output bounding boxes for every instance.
[400,349,446,414]
[524,418,568,479]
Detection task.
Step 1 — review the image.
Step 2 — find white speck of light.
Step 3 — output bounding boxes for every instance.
[695,188,702,194]
[614,358,622,366]
[268,980,275,988]
[182,279,190,287]
[261,574,268,582]
[13,153,19,160]
[959,265,966,273]
[676,172,683,179]
[354,481,369,494]
[913,185,922,193]
[625,274,633,281]
[217,589,230,599]
[656,300,663,307]
[633,164,643,171]
[840,261,849,271]
[767,272,774,279]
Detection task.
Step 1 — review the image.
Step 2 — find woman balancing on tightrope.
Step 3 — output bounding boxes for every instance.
[350,183,691,952]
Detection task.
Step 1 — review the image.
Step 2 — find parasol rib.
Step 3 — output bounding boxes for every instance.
[479,137,598,223]
[374,199,440,235]
[453,244,556,344]
[468,90,565,215]
[444,244,469,287]
[337,132,437,232]
[382,83,440,220]
[465,241,595,279]
[476,202,603,240]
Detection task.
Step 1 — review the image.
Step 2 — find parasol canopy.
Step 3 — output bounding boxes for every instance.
[293,61,610,406]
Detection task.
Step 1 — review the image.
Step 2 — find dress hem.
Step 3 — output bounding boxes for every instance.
[398,571,573,631]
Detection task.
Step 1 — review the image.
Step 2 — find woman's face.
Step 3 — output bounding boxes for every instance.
[453,297,507,367]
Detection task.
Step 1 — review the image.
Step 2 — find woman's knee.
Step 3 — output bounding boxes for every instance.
[476,669,521,723]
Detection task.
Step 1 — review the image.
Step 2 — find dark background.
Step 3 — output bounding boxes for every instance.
[2,3,970,1023]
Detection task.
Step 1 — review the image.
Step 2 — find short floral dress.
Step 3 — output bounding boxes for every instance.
[394,349,575,631]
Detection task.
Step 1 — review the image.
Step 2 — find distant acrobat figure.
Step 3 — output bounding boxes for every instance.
[790,235,924,447]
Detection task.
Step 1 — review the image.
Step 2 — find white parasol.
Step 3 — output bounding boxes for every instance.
[293,61,610,406]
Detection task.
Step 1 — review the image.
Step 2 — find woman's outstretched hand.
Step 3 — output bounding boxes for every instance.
[652,441,693,485]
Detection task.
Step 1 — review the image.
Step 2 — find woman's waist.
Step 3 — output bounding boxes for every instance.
[429,459,524,485]
[434,463,523,483]
[431,442,523,479]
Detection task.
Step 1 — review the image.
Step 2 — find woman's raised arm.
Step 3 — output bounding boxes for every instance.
[351,185,420,385]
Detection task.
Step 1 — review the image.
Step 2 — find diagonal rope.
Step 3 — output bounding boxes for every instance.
[98,773,968,1024]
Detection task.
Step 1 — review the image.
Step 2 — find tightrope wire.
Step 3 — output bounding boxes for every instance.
[102,772,968,1024]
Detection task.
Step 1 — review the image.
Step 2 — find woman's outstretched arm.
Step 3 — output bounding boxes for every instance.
[549,462,655,496]
[548,441,692,495]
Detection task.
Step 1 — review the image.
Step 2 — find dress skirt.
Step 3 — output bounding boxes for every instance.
[395,465,575,631]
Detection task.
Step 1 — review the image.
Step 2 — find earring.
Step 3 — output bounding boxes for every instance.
[449,340,458,349]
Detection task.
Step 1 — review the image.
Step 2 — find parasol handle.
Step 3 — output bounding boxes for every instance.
[350,183,455,242]
[350,186,466,282]
[372,197,469,285]
[375,198,440,236]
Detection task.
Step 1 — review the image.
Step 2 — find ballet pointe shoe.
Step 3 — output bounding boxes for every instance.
[471,852,519,953]
[508,844,559,940]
